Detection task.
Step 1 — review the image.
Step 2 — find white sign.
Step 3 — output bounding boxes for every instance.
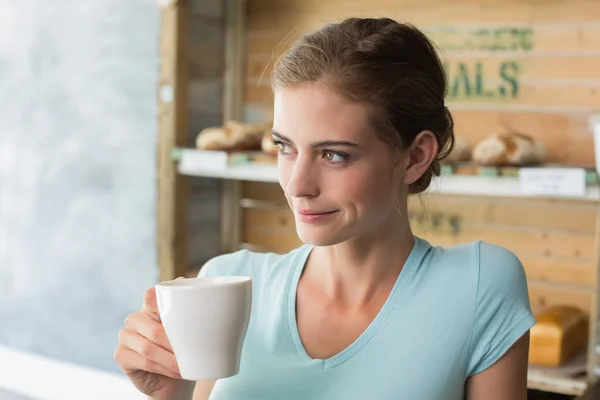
[179,150,229,172]
[591,113,600,176]
[519,168,586,197]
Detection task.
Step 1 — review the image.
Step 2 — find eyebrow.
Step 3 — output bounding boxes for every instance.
[270,129,359,148]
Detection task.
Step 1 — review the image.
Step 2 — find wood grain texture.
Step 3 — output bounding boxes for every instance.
[220,0,248,253]
[244,0,600,166]
[528,283,594,315]
[157,1,190,282]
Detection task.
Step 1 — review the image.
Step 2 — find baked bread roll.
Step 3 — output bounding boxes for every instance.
[261,130,279,156]
[529,305,588,367]
[196,121,270,151]
[472,131,545,166]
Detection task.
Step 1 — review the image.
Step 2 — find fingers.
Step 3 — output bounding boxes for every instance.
[118,328,181,377]
[142,288,159,317]
[125,311,173,352]
[114,345,181,380]
[142,278,185,319]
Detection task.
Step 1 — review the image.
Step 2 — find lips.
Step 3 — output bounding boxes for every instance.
[293,207,339,224]
[294,208,337,216]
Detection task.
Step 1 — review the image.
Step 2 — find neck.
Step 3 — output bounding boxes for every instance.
[305,207,415,306]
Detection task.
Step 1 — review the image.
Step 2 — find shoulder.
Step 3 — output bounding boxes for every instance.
[425,239,525,282]
[421,239,529,312]
[474,241,528,297]
[198,245,310,278]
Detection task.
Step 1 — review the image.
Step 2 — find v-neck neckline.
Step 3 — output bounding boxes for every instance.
[285,237,427,370]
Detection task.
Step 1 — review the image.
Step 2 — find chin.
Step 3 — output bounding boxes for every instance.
[295,223,351,247]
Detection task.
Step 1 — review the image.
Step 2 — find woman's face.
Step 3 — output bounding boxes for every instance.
[273,83,406,246]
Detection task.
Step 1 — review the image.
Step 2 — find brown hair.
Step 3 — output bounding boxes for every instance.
[272,17,454,194]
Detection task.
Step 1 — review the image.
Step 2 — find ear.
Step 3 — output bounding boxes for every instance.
[401,130,439,186]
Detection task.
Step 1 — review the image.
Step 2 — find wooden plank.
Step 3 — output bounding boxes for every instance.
[521,256,595,287]
[408,195,598,234]
[248,0,600,27]
[528,283,593,315]
[528,351,588,396]
[219,0,248,253]
[223,0,247,122]
[157,0,190,282]
[242,181,286,202]
[243,207,296,230]
[247,1,600,55]
[414,226,596,260]
[242,227,302,253]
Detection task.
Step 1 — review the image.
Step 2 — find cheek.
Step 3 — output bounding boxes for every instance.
[334,166,393,212]
[278,158,291,192]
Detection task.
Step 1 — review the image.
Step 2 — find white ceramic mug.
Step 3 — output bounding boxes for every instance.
[155,276,252,380]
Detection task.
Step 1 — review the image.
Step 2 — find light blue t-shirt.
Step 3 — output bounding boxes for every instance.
[199,236,536,400]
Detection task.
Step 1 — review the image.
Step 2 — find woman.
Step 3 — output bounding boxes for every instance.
[115,17,535,399]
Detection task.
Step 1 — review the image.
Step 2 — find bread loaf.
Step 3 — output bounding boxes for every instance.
[529,305,588,367]
[472,131,545,166]
[196,121,270,151]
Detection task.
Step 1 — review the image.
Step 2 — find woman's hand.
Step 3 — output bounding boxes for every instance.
[114,286,194,400]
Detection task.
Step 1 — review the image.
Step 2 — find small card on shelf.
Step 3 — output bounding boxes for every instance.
[519,167,586,197]
[179,150,230,171]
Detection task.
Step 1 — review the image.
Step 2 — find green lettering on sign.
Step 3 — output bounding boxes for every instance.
[499,61,520,98]
[475,62,495,97]
[428,26,535,52]
[446,60,521,101]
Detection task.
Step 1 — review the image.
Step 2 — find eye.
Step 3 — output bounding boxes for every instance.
[271,139,293,155]
[322,150,349,163]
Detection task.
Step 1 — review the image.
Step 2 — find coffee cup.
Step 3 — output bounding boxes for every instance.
[155,276,252,380]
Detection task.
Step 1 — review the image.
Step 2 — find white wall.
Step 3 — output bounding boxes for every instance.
[0,0,159,373]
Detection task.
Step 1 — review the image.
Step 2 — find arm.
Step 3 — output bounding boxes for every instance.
[466,332,530,400]
[192,380,216,400]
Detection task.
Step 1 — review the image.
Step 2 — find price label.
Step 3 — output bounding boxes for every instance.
[179,150,229,172]
[519,168,586,197]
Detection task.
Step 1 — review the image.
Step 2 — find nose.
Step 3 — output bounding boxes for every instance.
[283,153,319,199]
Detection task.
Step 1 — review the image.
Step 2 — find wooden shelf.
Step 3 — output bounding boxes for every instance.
[175,149,600,201]
[527,352,589,396]
[432,175,600,201]
[179,161,279,183]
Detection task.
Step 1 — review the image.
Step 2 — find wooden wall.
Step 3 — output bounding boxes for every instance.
[237,0,600,317]
[240,182,598,316]
[244,0,600,166]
